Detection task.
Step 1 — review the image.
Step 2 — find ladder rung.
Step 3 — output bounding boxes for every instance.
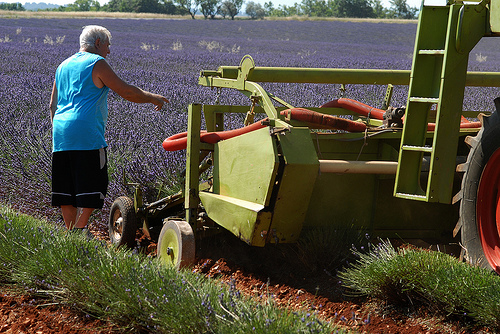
[402,145,433,153]
[395,192,427,200]
[409,97,440,103]
[418,49,445,55]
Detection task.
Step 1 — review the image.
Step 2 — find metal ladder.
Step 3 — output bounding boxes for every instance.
[394,3,486,203]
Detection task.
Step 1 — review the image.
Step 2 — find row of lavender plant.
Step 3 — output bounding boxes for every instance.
[1,17,499,229]
[0,207,341,333]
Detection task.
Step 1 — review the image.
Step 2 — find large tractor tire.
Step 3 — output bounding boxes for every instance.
[109,196,138,248]
[459,98,500,272]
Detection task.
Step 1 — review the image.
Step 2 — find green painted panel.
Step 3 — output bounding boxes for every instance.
[199,192,271,247]
[311,132,381,160]
[270,128,320,243]
[304,173,377,230]
[213,127,279,206]
[372,176,458,239]
[302,171,458,242]
[490,1,500,34]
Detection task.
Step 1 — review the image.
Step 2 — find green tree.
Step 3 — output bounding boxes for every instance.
[265,1,301,16]
[0,2,25,10]
[134,0,161,12]
[245,1,265,19]
[63,0,100,11]
[196,0,219,18]
[158,0,178,13]
[331,0,374,18]
[371,0,387,18]
[389,0,417,19]
[300,0,332,17]
[219,0,243,19]
[105,0,171,13]
[264,1,273,12]
[175,0,197,18]
[106,0,133,12]
[284,4,300,16]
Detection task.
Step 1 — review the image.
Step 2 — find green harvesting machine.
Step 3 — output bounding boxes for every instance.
[109,0,500,272]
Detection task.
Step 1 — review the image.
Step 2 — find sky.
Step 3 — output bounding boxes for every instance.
[7,0,445,11]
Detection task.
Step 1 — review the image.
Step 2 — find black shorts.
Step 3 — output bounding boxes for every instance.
[51,148,108,209]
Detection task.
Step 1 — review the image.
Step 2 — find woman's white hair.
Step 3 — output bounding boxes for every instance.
[79,25,112,50]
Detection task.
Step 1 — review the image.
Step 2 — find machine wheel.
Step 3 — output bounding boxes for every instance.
[109,196,137,248]
[460,100,500,272]
[157,220,195,269]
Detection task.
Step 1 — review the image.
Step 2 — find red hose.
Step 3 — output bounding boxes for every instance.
[163,99,483,152]
[162,121,265,151]
[162,108,366,151]
[426,117,482,131]
[283,108,366,132]
[320,98,385,120]
[321,98,482,131]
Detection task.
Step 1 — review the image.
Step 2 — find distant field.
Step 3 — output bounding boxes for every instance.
[0,9,417,23]
[0,9,187,19]
[0,16,498,227]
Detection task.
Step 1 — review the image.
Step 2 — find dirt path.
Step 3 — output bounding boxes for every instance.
[190,232,484,334]
[0,288,119,333]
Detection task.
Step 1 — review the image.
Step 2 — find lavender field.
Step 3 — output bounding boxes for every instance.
[1,17,500,228]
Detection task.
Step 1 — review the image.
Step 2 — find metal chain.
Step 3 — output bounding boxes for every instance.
[339,84,346,98]
[356,128,369,161]
[214,87,221,105]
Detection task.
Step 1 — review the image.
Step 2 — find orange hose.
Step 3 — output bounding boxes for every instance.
[163,99,482,152]
[321,98,482,131]
[162,121,265,151]
[426,116,481,131]
[320,98,385,120]
[162,108,366,151]
[283,108,366,132]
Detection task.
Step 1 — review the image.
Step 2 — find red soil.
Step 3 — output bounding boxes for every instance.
[0,226,492,334]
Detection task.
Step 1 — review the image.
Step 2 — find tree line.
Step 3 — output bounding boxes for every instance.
[2,0,418,19]
[0,2,25,10]
[258,0,417,19]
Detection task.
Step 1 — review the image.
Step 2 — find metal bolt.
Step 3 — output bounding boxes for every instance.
[166,247,173,256]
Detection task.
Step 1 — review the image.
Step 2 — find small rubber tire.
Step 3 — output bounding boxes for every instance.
[109,196,137,248]
[157,220,195,269]
[460,101,500,272]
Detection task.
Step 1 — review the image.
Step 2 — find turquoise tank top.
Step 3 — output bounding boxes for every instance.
[52,52,109,152]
